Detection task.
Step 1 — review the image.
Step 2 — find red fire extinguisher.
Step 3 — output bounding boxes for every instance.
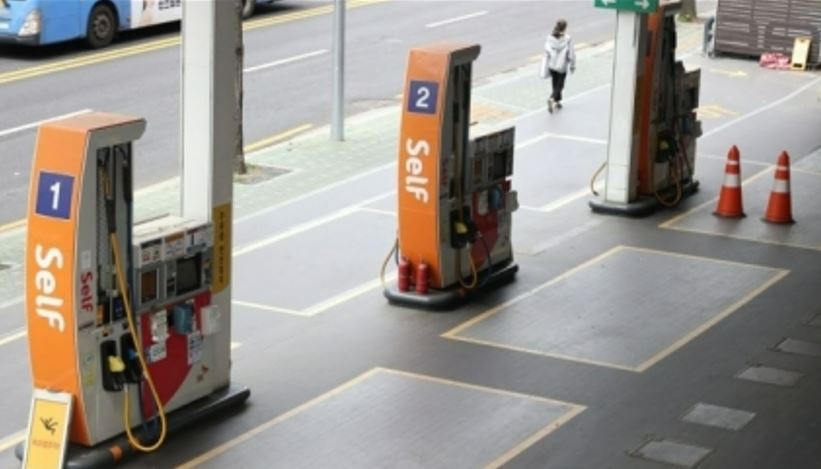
[416,262,429,295]
[398,257,410,292]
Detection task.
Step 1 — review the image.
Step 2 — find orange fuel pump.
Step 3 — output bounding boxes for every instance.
[383,43,519,309]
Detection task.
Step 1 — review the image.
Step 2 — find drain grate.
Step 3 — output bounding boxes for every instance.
[235,164,291,186]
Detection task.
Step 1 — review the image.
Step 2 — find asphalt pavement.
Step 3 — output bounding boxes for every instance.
[0,0,616,226]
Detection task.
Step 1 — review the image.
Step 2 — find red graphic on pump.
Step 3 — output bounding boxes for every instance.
[140,290,211,417]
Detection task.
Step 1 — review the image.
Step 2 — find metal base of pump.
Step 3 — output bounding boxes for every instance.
[16,384,250,469]
[589,179,699,217]
[384,262,519,310]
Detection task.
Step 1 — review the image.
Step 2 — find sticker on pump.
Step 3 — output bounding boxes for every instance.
[35,172,75,220]
[407,81,439,115]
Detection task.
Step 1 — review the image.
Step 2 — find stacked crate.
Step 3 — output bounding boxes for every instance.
[715,0,821,65]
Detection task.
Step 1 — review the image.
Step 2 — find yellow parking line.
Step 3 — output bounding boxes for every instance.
[0,0,387,86]
[178,367,586,469]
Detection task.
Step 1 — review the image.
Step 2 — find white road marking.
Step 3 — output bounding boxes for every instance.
[244,50,328,74]
[0,297,23,310]
[0,329,25,348]
[539,183,604,213]
[426,11,488,28]
[703,76,821,139]
[235,162,396,224]
[0,109,92,139]
[233,191,395,257]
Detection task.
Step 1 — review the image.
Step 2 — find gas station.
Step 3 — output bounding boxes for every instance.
[7,0,821,467]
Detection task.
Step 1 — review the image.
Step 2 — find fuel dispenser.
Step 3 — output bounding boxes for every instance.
[20,113,248,468]
[590,1,702,216]
[383,43,519,309]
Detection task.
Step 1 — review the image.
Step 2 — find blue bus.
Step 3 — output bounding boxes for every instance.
[0,0,271,48]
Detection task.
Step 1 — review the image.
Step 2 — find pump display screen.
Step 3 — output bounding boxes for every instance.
[140,269,159,304]
[176,255,201,295]
[492,152,507,180]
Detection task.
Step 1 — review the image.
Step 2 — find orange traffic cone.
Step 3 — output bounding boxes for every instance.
[763,151,795,224]
[714,145,745,218]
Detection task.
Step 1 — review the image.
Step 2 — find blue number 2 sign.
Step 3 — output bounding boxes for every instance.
[36,172,74,220]
[407,81,439,115]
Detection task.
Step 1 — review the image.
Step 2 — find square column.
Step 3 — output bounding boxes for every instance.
[603,11,644,205]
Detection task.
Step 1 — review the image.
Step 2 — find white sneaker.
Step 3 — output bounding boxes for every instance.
[548,98,555,113]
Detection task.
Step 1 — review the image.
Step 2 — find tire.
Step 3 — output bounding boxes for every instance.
[86,3,116,49]
[242,0,255,19]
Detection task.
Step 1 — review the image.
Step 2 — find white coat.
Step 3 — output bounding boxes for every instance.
[541,34,576,77]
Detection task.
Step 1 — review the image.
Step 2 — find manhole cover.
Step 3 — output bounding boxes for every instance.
[235,164,291,186]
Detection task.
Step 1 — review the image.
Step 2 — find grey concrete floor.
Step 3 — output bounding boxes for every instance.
[0,9,818,468]
[114,59,821,467]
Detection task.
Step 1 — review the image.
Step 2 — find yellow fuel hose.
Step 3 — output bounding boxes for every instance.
[110,232,168,452]
[457,248,479,290]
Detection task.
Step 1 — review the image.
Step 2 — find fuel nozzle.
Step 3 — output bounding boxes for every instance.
[451,207,478,249]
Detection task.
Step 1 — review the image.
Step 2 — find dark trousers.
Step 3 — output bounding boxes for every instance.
[549,70,567,103]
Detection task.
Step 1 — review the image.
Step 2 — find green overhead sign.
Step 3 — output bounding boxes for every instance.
[594,0,659,13]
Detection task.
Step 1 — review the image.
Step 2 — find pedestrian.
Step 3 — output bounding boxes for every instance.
[541,19,576,113]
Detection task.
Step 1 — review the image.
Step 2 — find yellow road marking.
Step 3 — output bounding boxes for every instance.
[0,0,387,86]
[177,367,585,469]
[244,124,312,154]
[697,104,740,120]
[444,245,787,373]
[444,246,625,338]
[636,269,789,371]
[658,166,773,229]
[447,334,639,372]
[176,368,383,468]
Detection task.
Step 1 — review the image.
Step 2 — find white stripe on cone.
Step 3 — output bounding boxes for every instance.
[723,175,741,188]
[772,179,790,193]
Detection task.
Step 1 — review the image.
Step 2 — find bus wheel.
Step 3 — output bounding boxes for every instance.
[87,3,116,48]
[242,0,255,19]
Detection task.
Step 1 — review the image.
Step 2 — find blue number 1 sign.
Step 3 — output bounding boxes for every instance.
[35,172,74,220]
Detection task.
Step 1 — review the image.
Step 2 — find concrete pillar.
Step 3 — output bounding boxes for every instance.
[603,11,644,205]
[180,0,239,221]
[179,0,241,388]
